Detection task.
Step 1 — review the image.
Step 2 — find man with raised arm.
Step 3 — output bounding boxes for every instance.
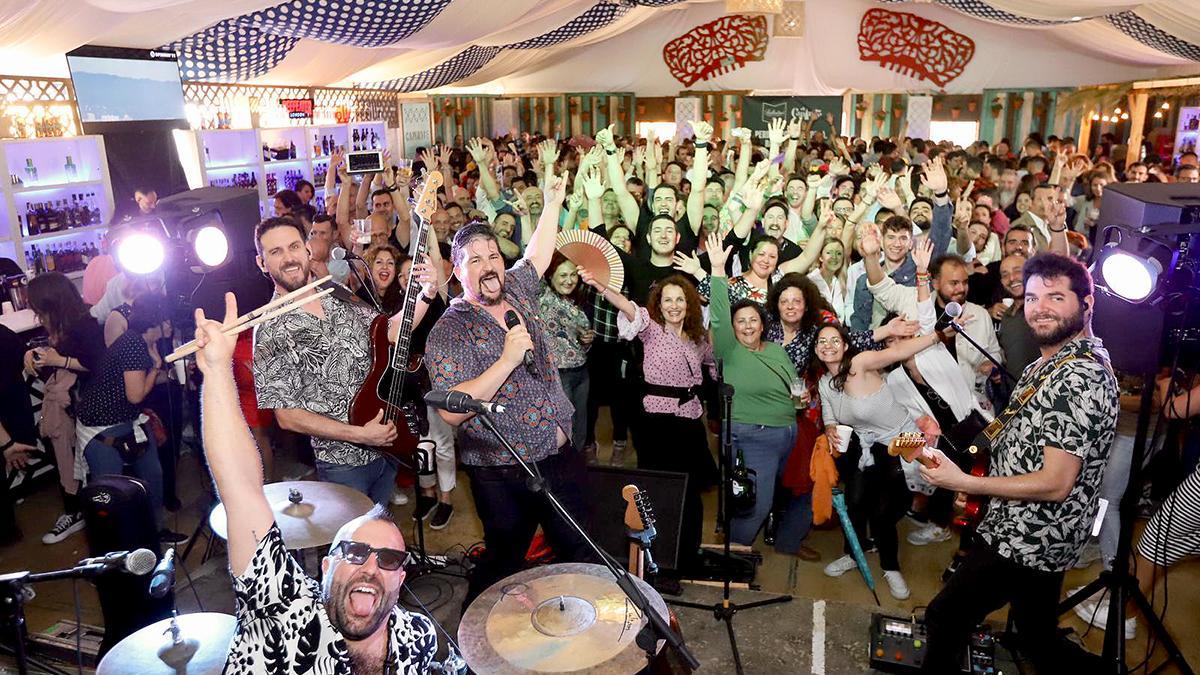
[193,293,436,675]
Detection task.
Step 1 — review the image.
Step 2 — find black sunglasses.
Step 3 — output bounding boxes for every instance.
[333,541,411,571]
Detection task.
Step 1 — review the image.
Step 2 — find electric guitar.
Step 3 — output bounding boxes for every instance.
[349,171,443,467]
[888,431,989,529]
[622,484,658,578]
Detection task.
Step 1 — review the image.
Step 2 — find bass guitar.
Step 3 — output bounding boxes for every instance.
[887,431,989,529]
[349,171,443,467]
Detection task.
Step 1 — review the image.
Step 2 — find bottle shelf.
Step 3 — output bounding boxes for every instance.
[13,178,105,194]
[23,223,107,244]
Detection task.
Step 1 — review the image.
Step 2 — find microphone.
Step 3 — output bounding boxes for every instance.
[503,310,535,370]
[148,548,176,599]
[943,301,963,319]
[79,549,157,576]
[424,390,507,415]
[330,246,364,262]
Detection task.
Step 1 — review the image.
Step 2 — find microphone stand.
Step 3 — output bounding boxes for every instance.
[472,411,700,671]
[341,254,384,314]
[947,317,1018,385]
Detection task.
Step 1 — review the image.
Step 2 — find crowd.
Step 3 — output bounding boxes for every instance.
[2,113,1199,666]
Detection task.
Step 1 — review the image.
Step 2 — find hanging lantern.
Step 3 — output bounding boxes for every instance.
[874,109,887,122]
[724,0,783,14]
[991,98,1003,119]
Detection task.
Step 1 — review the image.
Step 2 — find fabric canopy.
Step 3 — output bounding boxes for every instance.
[0,0,1195,95]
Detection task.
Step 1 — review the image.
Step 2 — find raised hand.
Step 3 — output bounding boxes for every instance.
[921,156,948,195]
[692,120,713,144]
[465,137,488,164]
[884,315,921,340]
[580,164,604,200]
[877,185,903,212]
[829,158,850,177]
[544,170,569,207]
[566,193,583,212]
[787,120,803,141]
[913,236,934,273]
[672,250,703,277]
[858,222,882,257]
[412,259,437,297]
[578,266,606,291]
[768,118,787,147]
[191,292,240,375]
[417,148,437,173]
[537,139,559,171]
[505,190,530,216]
[734,127,752,145]
[706,231,731,271]
[595,124,617,152]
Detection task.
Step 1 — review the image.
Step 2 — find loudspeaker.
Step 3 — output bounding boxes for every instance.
[584,465,688,571]
[79,475,171,657]
[1095,183,1200,236]
[155,186,273,320]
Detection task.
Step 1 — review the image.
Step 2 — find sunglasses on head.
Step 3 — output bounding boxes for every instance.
[332,540,410,571]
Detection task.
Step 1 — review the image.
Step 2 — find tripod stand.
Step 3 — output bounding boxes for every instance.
[1058,372,1193,674]
[668,374,792,675]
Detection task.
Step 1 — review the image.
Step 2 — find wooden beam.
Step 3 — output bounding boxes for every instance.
[1125,91,1149,167]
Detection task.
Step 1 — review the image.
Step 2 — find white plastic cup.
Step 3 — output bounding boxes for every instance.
[1002,297,1014,307]
[835,424,853,455]
[1,301,11,315]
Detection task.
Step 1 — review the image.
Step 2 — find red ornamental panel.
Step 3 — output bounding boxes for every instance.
[857,8,974,88]
[663,15,769,87]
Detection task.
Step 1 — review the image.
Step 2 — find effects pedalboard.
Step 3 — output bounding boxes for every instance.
[869,613,997,674]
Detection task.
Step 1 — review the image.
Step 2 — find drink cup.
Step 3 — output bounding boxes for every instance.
[835,424,853,455]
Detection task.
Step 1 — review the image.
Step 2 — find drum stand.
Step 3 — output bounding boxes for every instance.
[403,443,465,581]
[667,378,792,675]
[473,411,700,671]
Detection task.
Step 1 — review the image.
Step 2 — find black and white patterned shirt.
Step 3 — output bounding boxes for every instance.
[225,523,437,674]
[977,337,1119,573]
[252,293,378,467]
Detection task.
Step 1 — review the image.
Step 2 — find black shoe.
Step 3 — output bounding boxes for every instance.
[160,529,190,547]
[763,512,777,546]
[428,503,454,530]
[412,494,438,521]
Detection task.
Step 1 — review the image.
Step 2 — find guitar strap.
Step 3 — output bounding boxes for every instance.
[979,342,1103,446]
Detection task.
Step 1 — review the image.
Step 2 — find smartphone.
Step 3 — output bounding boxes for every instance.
[346,150,384,175]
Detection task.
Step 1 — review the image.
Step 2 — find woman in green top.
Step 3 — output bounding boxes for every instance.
[707,232,804,546]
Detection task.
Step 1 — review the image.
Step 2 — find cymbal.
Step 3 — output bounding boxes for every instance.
[98,612,235,675]
[209,480,375,550]
[459,562,669,674]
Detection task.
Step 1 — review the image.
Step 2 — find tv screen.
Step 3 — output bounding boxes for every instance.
[67,47,187,123]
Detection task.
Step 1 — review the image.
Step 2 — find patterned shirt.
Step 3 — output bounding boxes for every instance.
[977,337,1119,573]
[590,288,621,343]
[253,293,378,467]
[617,306,715,419]
[225,523,437,674]
[537,286,590,369]
[697,273,778,306]
[765,316,881,375]
[425,259,574,467]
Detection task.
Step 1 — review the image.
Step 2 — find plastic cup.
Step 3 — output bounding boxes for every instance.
[836,424,853,455]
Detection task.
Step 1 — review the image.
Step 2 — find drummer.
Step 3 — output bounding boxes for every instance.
[191,293,438,674]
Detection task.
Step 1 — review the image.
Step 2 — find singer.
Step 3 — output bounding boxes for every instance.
[424,167,594,605]
[191,293,437,675]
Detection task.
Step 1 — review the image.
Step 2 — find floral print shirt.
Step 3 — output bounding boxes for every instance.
[538,286,590,370]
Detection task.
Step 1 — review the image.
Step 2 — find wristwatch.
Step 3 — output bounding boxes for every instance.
[0,439,14,453]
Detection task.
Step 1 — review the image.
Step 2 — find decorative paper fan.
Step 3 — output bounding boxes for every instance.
[555,229,624,293]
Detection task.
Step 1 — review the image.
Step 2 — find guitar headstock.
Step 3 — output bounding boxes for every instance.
[622,485,655,532]
[409,170,444,224]
[887,432,927,463]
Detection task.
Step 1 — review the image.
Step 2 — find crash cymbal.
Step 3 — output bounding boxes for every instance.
[209,480,374,550]
[459,562,669,674]
[98,612,235,675]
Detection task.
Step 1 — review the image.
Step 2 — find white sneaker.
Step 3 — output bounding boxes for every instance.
[907,524,951,546]
[823,554,857,577]
[1069,586,1136,640]
[390,490,409,506]
[883,571,911,600]
[43,512,85,544]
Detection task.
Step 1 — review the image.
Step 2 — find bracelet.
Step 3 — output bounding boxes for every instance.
[694,141,709,150]
[789,136,800,141]
[934,190,948,198]
[0,439,13,453]
[420,293,435,304]
[1049,225,1067,233]
[605,148,616,156]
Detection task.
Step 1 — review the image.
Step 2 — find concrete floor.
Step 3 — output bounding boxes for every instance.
[2,420,1198,674]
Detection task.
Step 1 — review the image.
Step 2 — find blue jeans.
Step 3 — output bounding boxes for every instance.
[773,492,814,555]
[729,422,797,546]
[84,421,163,529]
[558,366,589,453]
[316,456,398,506]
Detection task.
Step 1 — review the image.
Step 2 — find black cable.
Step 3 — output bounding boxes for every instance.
[71,579,83,675]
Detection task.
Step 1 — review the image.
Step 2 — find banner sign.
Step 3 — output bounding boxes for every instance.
[280,98,314,119]
[743,96,843,142]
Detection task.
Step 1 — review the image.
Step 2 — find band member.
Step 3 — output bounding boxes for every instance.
[192,294,437,674]
[251,216,442,505]
[920,252,1118,672]
[424,169,593,604]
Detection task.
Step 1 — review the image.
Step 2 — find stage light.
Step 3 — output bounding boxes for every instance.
[117,232,166,275]
[1092,112,1101,121]
[1098,246,1162,303]
[191,225,229,268]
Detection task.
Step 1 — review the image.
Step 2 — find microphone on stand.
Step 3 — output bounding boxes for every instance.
[330,246,364,262]
[330,246,383,313]
[77,549,157,576]
[424,390,506,415]
[148,548,176,599]
[937,300,963,332]
[503,310,535,371]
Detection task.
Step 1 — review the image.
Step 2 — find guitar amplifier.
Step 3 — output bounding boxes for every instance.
[869,613,928,673]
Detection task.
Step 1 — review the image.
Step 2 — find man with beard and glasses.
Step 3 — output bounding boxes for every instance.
[919,252,1118,673]
[968,225,1035,307]
[191,298,436,674]
[251,217,442,506]
[424,170,594,607]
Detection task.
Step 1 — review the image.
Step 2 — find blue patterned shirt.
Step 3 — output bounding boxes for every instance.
[424,259,575,466]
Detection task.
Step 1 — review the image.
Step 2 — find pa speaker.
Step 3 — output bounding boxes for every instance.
[80,475,172,657]
[584,465,688,571]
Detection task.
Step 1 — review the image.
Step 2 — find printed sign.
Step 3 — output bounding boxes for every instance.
[743,96,843,141]
[280,98,314,120]
[400,102,433,157]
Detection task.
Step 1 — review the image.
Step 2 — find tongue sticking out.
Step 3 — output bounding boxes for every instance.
[482,275,501,294]
[349,590,377,617]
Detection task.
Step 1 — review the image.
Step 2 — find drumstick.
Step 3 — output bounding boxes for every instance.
[165,288,333,363]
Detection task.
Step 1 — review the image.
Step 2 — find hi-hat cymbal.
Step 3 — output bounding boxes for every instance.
[459,562,669,674]
[209,480,374,550]
[98,612,235,675]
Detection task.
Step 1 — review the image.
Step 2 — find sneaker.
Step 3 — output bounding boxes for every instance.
[609,440,628,465]
[1069,586,1137,640]
[159,529,190,547]
[428,503,454,530]
[823,554,858,577]
[411,494,438,521]
[390,490,409,506]
[42,512,85,545]
[905,508,929,526]
[907,524,952,546]
[1073,542,1102,569]
[883,570,911,600]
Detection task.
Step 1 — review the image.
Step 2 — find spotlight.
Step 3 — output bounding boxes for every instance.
[1092,112,1101,121]
[1100,249,1161,302]
[117,232,166,275]
[189,225,229,270]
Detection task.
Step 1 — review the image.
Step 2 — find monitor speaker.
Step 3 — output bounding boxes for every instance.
[79,475,172,657]
[584,465,688,571]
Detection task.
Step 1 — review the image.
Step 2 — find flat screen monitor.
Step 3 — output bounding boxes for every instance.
[67,46,187,124]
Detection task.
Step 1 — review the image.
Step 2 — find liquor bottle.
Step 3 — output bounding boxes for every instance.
[370,130,378,149]
[352,129,360,151]
[45,245,56,272]
[25,203,38,236]
[65,155,77,179]
[250,172,258,189]
[322,135,330,156]
[289,140,296,159]
[262,143,270,162]
[24,158,37,183]
[313,136,321,158]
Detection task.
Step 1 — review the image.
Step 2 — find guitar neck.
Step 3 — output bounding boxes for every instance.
[389,216,431,368]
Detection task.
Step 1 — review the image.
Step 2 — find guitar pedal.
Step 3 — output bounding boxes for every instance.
[965,627,996,674]
[868,613,928,672]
